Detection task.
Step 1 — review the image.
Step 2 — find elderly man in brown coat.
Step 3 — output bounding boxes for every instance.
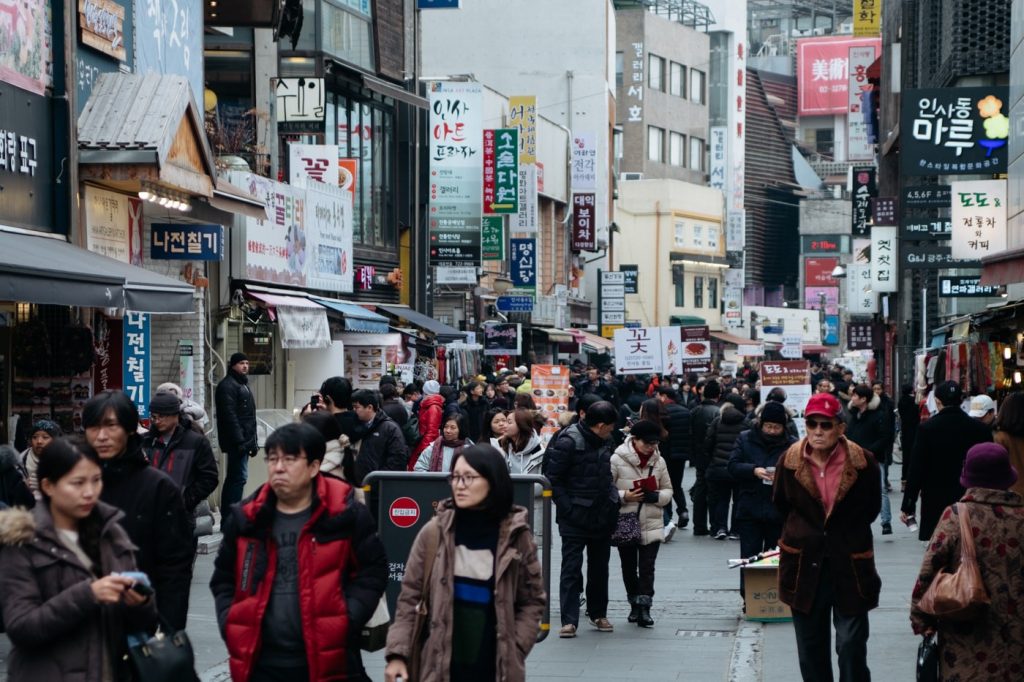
[773,392,882,682]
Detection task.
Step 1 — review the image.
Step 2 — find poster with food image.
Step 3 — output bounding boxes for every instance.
[531,365,570,441]
[345,346,386,390]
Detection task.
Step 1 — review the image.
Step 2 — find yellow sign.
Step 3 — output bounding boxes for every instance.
[508,96,537,164]
[853,0,881,37]
[601,324,624,339]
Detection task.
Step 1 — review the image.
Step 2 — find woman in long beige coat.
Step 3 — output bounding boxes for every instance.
[610,419,673,628]
[384,444,545,682]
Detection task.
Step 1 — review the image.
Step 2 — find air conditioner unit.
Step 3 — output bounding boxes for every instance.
[812,27,828,36]
[620,172,644,181]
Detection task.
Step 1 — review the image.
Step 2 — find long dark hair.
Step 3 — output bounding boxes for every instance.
[639,398,669,438]
[500,409,537,454]
[82,390,142,455]
[480,408,507,441]
[37,438,104,569]
[451,444,514,521]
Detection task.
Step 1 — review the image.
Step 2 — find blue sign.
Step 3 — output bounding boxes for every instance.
[824,315,840,345]
[625,321,642,328]
[417,0,460,7]
[135,0,204,105]
[510,238,536,288]
[151,223,224,260]
[497,295,534,313]
[123,312,151,418]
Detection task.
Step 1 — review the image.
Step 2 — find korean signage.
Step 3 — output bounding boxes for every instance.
[417,0,460,7]
[510,238,536,288]
[853,0,882,36]
[621,265,639,295]
[289,143,339,186]
[939,276,1001,298]
[870,226,898,291]
[804,258,839,286]
[951,179,1006,260]
[84,185,142,265]
[726,210,745,253]
[275,78,326,134]
[483,128,518,214]
[626,41,644,123]
[680,325,712,374]
[796,36,881,116]
[846,264,878,314]
[900,87,1009,175]
[901,217,951,240]
[781,333,803,359]
[135,0,202,103]
[709,126,727,192]
[901,244,980,270]
[801,235,848,254]
[851,166,876,236]
[571,132,598,190]
[483,323,521,356]
[0,82,54,232]
[847,323,878,351]
[760,361,812,417]
[303,180,355,293]
[481,216,504,261]
[614,327,662,375]
[902,185,951,209]
[872,197,897,226]
[571,193,597,251]
[509,96,538,232]
[151,224,223,261]
[122,312,150,419]
[496,295,534,313]
[429,82,483,266]
[847,45,877,161]
[78,0,126,62]
[600,270,626,337]
[531,365,569,438]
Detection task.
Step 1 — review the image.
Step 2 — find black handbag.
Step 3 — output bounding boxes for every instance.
[916,633,939,682]
[127,615,197,682]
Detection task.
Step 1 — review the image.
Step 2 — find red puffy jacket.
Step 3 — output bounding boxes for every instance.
[409,393,445,468]
[210,474,387,681]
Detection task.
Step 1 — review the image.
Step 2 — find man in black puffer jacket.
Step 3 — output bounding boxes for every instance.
[142,392,220,515]
[689,380,722,536]
[216,352,258,510]
[656,386,691,532]
[705,395,750,539]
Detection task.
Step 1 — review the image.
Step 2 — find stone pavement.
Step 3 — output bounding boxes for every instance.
[0,467,926,681]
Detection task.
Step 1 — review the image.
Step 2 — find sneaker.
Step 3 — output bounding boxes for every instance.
[714,530,728,540]
[663,522,677,542]
[881,522,893,535]
[559,624,577,638]
[727,532,740,541]
[589,617,614,632]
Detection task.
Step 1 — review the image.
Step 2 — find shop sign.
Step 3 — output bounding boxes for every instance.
[510,238,536,288]
[709,126,727,192]
[483,323,521,356]
[135,0,202,103]
[902,185,951,209]
[122,312,150,418]
[626,41,644,122]
[853,0,881,36]
[804,257,839,286]
[289,143,339,186]
[901,217,951,240]
[900,87,1009,176]
[0,82,53,232]
[571,132,597,190]
[78,0,126,62]
[621,265,639,294]
[846,264,878,314]
[847,45,877,161]
[435,266,477,285]
[851,166,876,236]
[796,36,881,116]
[496,295,533,313]
[509,96,537,232]
[801,235,848,254]
[481,216,504,261]
[483,128,518,214]
[614,327,663,375]
[151,223,223,260]
[84,185,142,264]
[571,193,597,251]
[304,180,354,293]
[275,78,326,134]
[950,179,1006,260]
[901,244,981,270]
[355,265,376,290]
[938,276,1001,298]
[847,323,877,351]
[872,197,897,226]
[870,226,898,291]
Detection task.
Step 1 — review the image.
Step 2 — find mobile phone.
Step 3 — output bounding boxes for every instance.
[130,581,155,597]
[310,394,320,410]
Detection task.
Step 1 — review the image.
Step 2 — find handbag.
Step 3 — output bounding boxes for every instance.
[127,615,197,682]
[917,503,990,621]
[407,521,441,682]
[359,595,390,652]
[916,633,939,682]
[610,465,653,547]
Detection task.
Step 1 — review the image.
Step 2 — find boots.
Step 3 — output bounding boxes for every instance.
[627,596,640,623]
[635,595,654,628]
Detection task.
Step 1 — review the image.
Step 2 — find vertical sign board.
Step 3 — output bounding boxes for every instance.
[481,215,504,261]
[950,180,1006,261]
[848,46,877,161]
[571,193,597,251]
[510,238,536,289]
[600,270,627,338]
[621,265,639,294]
[483,128,518,215]
[178,341,195,402]
[275,78,326,134]
[853,0,882,36]
[709,126,727,193]
[796,37,882,116]
[571,132,598,190]
[851,166,876,236]
[509,96,538,232]
[846,264,879,314]
[659,326,684,376]
[123,312,150,419]
[429,82,483,268]
[871,226,898,292]
[614,327,663,375]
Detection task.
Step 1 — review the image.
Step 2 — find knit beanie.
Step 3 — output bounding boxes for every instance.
[229,352,248,368]
[423,380,441,396]
[760,401,788,425]
[31,419,62,438]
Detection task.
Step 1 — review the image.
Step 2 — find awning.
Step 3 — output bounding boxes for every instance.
[374,304,467,342]
[980,246,1024,285]
[362,74,429,109]
[802,344,831,355]
[243,287,331,346]
[710,330,757,346]
[0,228,195,312]
[566,328,614,352]
[537,328,574,343]
[246,289,323,313]
[209,179,268,220]
[314,297,391,334]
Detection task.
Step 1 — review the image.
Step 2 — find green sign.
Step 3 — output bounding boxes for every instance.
[482,216,504,260]
[484,128,519,214]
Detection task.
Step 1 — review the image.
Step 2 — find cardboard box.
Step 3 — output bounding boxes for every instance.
[742,563,793,622]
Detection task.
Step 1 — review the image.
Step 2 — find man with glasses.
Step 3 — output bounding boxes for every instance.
[211,422,387,681]
[772,392,882,681]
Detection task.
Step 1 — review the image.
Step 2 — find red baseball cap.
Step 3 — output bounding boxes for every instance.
[804,393,842,420]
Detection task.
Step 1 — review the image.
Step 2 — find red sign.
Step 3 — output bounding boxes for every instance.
[804,257,839,286]
[389,497,420,528]
[537,162,545,193]
[571,193,596,251]
[482,129,497,212]
[797,36,881,115]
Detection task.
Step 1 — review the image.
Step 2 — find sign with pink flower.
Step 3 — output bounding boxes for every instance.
[901,87,1009,176]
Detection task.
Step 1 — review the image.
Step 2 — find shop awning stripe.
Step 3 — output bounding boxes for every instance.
[313,297,391,334]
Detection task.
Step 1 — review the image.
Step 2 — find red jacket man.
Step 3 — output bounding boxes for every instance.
[409,381,445,468]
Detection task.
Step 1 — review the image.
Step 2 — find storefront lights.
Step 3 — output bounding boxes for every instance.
[1005,346,1013,360]
[138,181,192,213]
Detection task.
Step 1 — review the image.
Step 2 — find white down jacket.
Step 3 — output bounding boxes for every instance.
[610,437,673,545]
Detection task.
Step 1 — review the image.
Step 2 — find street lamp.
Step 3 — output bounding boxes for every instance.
[831,264,847,279]
[493,276,513,295]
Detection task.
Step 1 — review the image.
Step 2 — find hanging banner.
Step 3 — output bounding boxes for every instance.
[870,225,898,291]
[847,45,877,161]
[481,216,504,261]
[571,193,597,251]
[483,323,521,356]
[571,131,598,190]
[122,312,150,419]
[950,179,1007,260]
[510,238,536,288]
[277,306,331,349]
[509,96,538,232]
[709,126,727,193]
[531,365,570,439]
[851,166,876,236]
[483,128,519,214]
[290,143,340,186]
[796,36,882,115]
[303,179,355,293]
[614,327,663,375]
[846,263,879,314]
[853,0,882,36]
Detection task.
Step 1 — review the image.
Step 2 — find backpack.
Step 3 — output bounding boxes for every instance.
[401,413,421,446]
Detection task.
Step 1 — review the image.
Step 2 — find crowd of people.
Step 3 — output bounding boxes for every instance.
[0,351,1022,681]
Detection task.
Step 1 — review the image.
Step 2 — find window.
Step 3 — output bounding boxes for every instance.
[708,278,718,309]
[674,220,686,246]
[321,1,375,71]
[670,62,686,97]
[692,224,703,247]
[648,54,665,91]
[689,136,705,171]
[615,52,624,88]
[815,128,834,157]
[673,264,685,307]
[648,126,665,162]
[694,276,704,308]
[669,132,685,166]
[690,68,706,104]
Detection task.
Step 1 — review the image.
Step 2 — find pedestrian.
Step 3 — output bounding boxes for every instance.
[576,366,619,404]
[302,409,355,484]
[18,419,61,498]
[414,413,471,472]
[610,419,672,628]
[910,441,1024,680]
[462,380,489,442]
[83,390,195,631]
[655,386,692,534]
[351,389,410,483]
[690,379,722,536]
[728,401,796,562]
[319,376,367,445]
[380,383,409,427]
[499,408,544,475]
[0,438,158,681]
[215,352,258,510]
[0,445,34,510]
[545,401,620,637]
[901,380,992,540]
[384,444,546,682]
[410,380,445,467]
[993,390,1024,497]
[967,393,996,428]
[211,422,387,681]
[773,392,882,682]
[845,384,896,535]
[705,394,749,540]
[897,383,920,492]
[481,407,508,449]
[156,381,210,432]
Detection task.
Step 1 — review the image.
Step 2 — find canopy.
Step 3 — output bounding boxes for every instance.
[314,297,391,334]
[374,304,467,342]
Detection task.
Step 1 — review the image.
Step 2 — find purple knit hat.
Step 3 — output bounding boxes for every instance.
[961,442,1018,491]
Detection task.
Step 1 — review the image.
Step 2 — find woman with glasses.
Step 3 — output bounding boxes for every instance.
[385,444,545,682]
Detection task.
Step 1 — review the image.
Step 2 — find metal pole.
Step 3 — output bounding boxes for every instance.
[920,286,927,353]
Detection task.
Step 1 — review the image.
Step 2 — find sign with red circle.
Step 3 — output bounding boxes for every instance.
[389,497,421,528]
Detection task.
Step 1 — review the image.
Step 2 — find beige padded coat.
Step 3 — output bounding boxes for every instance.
[611,437,674,545]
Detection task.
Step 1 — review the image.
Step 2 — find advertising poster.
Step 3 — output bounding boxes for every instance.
[851,166,876,236]
[614,327,663,375]
[303,180,354,293]
[0,0,52,95]
[804,286,839,315]
[804,258,840,287]
[680,325,712,374]
[847,45,877,161]
[760,360,811,432]
[483,323,521,356]
[796,36,882,116]
[509,95,538,232]
[530,365,570,439]
[659,326,683,377]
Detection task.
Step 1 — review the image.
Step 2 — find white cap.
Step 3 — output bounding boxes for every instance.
[968,394,996,418]
[515,365,528,374]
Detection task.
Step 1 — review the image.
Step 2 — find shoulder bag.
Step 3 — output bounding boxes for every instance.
[127,614,197,682]
[917,503,990,621]
[407,520,441,682]
[360,595,391,652]
[610,465,653,547]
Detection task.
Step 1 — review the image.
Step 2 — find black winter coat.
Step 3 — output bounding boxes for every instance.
[661,400,692,462]
[142,423,220,513]
[0,446,34,509]
[353,411,409,485]
[690,400,721,470]
[844,395,893,463]
[100,445,195,630]
[462,395,489,443]
[728,428,797,522]
[705,404,750,481]
[545,422,620,538]
[215,370,257,453]
[901,405,993,540]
